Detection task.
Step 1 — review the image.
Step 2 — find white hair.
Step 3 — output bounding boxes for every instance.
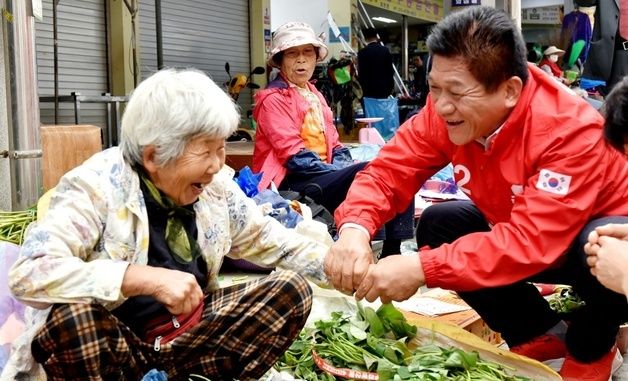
[120,68,240,166]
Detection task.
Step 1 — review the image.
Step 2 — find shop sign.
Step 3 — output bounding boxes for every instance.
[452,0,481,6]
[521,6,562,25]
[362,0,444,23]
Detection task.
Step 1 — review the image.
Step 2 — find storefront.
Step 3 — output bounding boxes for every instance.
[35,0,109,128]
[138,0,251,104]
[359,0,443,81]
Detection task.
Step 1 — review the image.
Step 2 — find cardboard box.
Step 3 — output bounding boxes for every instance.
[400,288,503,346]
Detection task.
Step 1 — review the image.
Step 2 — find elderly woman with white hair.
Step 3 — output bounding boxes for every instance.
[4,68,328,381]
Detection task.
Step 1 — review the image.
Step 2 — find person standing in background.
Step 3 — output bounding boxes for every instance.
[412,55,429,107]
[582,0,628,94]
[357,28,400,140]
[357,28,394,99]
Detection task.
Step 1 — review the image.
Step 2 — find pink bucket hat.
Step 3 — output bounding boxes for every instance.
[268,22,328,67]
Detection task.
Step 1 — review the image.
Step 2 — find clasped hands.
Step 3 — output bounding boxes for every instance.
[323,228,425,304]
[584,223,628,295]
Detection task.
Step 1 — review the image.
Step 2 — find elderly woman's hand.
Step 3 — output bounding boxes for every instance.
[122,264,204,315]
[324,228,374,295]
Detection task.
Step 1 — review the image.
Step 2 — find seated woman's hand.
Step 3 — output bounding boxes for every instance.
[122,264,204,315]
[324,228,374,295]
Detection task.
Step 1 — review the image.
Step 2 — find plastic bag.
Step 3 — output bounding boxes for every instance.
[234,166,262,197]
[140,369,168,381]
[279,190,336,237]
[348,144,380,162]
[363,96,400,141]
[253,189,304,229]
[0,242,26,374]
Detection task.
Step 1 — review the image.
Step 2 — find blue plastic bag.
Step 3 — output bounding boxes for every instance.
[252,189,303,228]
[234,166,262,197]
[363,96,400,141]
[141,369,168,381]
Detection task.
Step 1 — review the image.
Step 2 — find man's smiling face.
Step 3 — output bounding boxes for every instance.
[428,54,516,145]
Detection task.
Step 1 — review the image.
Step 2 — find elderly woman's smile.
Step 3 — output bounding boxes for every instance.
[145,136,226,206]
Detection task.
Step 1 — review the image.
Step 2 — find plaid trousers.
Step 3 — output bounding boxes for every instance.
[31,270,313,381]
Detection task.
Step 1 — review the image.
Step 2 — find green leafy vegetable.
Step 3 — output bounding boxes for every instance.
[274,303,532,381]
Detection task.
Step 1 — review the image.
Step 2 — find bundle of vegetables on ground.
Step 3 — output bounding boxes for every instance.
[0,208,36,245]
[275,303,532,381]
[546,286,585,315]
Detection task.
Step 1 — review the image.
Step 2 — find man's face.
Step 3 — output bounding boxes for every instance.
[428,55,516,145]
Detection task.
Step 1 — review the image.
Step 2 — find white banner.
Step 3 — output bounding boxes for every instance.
[521,6,562,25]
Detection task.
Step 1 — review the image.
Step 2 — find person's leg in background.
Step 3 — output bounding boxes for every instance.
[531,216,628,380]
[379,199,415,258]
[279,162,367,213]
[281,162,414,255]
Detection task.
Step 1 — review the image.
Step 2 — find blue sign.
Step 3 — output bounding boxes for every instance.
[329,26,350,43]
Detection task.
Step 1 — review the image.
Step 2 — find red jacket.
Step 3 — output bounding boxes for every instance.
[252,77,343,190]
[336,65,628,291]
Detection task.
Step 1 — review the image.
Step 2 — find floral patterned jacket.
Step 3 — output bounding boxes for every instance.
[2,147,328,380]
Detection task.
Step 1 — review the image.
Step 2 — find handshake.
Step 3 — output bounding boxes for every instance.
[323,227,425,304]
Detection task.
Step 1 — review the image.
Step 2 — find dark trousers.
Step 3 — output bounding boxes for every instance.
[416,200,628,361]
[280,162,415,240]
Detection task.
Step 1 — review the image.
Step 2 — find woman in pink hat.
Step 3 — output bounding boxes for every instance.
[252,22,415,257]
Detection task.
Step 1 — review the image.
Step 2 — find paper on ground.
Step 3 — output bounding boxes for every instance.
[394,297,472,317]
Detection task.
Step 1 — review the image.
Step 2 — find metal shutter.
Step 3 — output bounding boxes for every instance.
[35,0,109,128]
[138,0,251,106]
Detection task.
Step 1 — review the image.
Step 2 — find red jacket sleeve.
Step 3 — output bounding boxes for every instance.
[335,104,452,236]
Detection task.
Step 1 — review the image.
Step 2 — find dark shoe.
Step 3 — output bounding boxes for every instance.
[509,334,566,362]
[560,345,623,381]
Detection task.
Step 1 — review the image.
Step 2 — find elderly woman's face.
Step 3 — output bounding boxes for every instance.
[144,136,225,205]
[280,44,317,88]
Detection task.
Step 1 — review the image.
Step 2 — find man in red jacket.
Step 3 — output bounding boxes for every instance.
[324,7,628,381]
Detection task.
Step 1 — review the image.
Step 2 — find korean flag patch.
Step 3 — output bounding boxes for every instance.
[536,169,572,195]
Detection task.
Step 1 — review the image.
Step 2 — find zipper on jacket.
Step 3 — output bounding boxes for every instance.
[154,336,163,352]
[172,316,180,329]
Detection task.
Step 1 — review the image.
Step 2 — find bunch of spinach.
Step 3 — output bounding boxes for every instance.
[275,303,532,381]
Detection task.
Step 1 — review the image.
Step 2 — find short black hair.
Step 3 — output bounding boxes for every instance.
[603,76,628,152]
[362,28,378,40]
[426,6,528,93]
